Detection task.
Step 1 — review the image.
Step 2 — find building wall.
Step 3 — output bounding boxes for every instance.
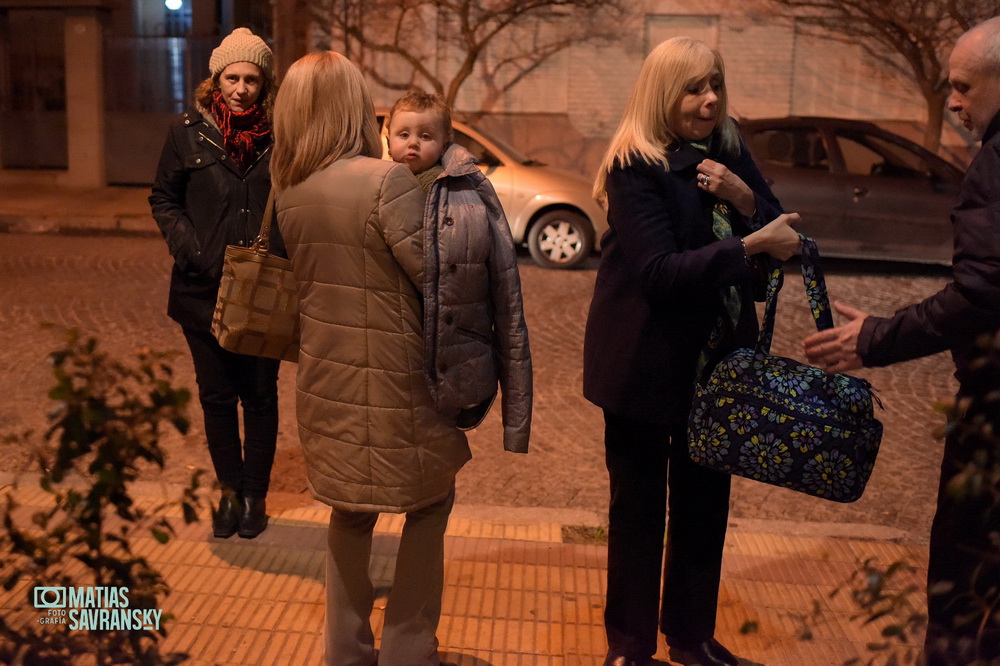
[361,0,955,177]
[0,0,966,183]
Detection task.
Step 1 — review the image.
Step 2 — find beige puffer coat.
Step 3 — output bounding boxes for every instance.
[277,155,470,513]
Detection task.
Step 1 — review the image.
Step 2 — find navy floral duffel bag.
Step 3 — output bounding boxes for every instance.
[687,237,883,503]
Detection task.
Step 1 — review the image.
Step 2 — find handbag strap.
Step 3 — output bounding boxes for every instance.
[757,234,834,353]
[250,188,276,254]
[800,234,834,330]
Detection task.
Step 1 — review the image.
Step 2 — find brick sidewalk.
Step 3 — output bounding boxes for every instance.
[0,174,154,235]
[0,478,929,665]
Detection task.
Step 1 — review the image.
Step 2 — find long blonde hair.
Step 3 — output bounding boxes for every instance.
[593,37,740,200]
[271,51,382,191]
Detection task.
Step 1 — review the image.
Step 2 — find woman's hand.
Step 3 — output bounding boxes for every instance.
[696,159,756,216]
[744,213,801,260]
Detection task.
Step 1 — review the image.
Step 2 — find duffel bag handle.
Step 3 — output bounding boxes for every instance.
[757,234,834,353]
[800,234,834,330]
[250,188,277,255]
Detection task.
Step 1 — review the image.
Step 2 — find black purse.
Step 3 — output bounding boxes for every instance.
[687,237,883,503]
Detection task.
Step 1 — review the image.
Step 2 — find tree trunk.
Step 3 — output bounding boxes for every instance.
[271,0,310,80]
[923,89,948,155]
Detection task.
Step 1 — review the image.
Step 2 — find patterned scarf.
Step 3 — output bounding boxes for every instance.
[211,89,270,172]
[690,138,743,381]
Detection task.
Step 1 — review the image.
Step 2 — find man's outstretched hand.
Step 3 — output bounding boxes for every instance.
[802,301,869,374]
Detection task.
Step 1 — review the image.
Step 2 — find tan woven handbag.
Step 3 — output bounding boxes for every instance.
[211,189,299,362]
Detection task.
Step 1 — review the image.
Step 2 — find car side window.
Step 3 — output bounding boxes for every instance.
[453,131,502,167]
[750,129,828,170]
[836,131,925,179]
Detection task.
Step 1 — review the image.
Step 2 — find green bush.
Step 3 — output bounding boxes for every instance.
[837,331,1000,665]
[0,328,204,665]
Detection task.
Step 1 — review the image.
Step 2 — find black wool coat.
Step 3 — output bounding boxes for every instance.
[583,135,783,424]
[149,107,285,333]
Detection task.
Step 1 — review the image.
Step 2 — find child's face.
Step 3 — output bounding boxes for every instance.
[388,110,447,174]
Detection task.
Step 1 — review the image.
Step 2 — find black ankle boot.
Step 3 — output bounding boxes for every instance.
[668,638,738,666]
[238,495,268,538]
[212,491,240,538]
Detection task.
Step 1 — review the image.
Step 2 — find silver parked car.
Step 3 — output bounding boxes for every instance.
[740,117,965,265]
[379,114,607,269]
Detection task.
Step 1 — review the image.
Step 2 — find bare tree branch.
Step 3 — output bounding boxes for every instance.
[472,29,579,117]
[763,0,1000,152]
[311,0,629,109]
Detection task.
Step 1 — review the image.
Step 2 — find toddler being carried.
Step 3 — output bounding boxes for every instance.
[386,92,532,452]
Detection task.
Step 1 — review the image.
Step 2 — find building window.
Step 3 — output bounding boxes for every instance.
[164,0,192,37]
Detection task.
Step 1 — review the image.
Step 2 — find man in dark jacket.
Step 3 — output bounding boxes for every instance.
[803,17,1000,664]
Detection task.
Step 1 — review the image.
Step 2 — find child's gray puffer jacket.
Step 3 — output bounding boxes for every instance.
[423,143,533,454]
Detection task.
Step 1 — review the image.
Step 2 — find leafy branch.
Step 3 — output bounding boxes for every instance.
[0,327,205,665]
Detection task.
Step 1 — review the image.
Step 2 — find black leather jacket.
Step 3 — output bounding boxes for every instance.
[859,110,1000,391]
[149,106,285,332]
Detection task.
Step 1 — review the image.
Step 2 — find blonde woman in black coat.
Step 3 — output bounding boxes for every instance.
[584,37,801,666]
[149,28,283,540]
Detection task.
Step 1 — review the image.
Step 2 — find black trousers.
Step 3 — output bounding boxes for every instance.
[603,411,732,660]
[924,416,1000,665]
[182,328,280,497]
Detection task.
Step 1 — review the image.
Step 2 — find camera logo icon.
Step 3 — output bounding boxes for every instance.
[33,587,67,609]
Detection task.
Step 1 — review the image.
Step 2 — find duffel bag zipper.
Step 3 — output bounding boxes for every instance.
[697,381,878,433]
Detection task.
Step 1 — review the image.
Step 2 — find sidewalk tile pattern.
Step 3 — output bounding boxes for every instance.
[0,482,928,665]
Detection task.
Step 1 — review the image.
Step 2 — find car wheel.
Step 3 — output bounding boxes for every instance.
[526,210,595,269]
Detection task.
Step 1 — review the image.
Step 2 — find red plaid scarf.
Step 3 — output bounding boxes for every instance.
[211,89,270,172]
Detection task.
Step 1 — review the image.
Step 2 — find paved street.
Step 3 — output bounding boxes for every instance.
[0,233,956,541]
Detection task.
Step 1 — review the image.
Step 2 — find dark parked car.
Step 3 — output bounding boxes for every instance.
[740,117,965,265]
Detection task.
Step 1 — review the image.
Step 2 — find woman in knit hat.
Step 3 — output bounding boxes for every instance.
[149,27,284,540]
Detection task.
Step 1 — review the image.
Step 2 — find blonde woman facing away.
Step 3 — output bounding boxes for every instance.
[584,37,801,666]
[270,51,470,666]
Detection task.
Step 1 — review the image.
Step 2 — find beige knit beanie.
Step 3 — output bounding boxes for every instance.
[209,27,273,80]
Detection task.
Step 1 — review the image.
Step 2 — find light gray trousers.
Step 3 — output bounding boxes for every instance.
[324,486,455,666]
